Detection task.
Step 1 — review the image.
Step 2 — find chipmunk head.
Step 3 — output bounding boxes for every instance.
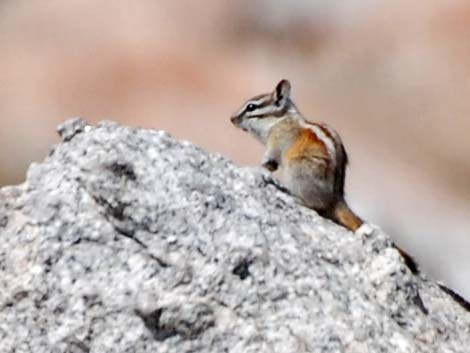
[231,79,297,142]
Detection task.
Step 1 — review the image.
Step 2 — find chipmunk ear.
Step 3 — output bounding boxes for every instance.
[273,79,291,107]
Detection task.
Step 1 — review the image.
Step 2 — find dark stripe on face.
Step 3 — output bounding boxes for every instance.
[245,95,289,119]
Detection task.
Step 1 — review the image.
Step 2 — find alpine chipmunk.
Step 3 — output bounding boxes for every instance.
[230,79,363,231]
[231,83,470,310]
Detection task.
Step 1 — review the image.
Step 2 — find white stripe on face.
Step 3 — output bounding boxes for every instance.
[248,105,277,117]
[240,117,284,143]
[245,98,265,109]
[233,100,261,120]
[242,97,272,117]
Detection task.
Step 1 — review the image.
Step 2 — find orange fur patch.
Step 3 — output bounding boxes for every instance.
[284,128,329,162]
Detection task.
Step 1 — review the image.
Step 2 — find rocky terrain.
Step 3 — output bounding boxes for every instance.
[0,119,469,353]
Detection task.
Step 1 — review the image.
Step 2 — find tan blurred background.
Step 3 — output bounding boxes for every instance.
[1,0,469,299]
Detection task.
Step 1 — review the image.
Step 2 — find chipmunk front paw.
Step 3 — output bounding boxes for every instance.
[262,159,278,172]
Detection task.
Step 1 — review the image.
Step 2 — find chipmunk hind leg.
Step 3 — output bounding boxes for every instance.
[283,158,335,211]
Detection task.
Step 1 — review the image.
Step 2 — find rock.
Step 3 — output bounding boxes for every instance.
[56,117,90,142]
[0,118,469,353]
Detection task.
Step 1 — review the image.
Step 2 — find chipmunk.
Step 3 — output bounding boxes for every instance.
[231,82,470,311]
[231,79,363,231]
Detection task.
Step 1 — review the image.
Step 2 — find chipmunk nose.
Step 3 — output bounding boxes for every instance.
[230,113,241,126]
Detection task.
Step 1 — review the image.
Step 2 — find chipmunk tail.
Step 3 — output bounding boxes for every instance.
[328,200,421,275]
[331,200,363,232]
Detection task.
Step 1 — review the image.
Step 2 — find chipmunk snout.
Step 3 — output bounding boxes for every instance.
[230,113,242,126]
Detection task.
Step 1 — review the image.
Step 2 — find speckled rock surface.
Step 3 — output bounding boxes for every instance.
[0,118,469,353]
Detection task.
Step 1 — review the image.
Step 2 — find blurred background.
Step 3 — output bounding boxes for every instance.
[1,0,469,299]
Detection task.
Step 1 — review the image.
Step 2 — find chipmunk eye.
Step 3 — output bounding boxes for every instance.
[246,103,258,112]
